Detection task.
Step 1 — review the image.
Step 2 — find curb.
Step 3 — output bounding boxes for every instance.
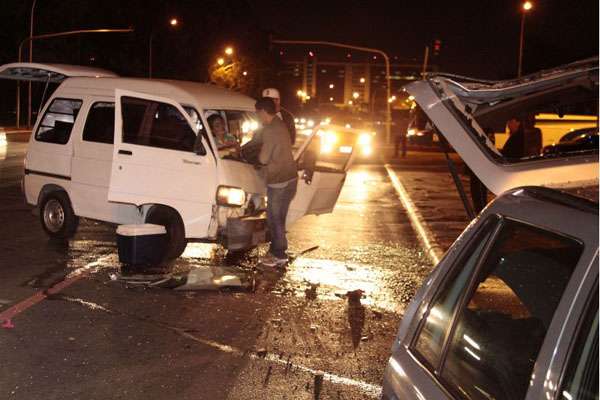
[384,164,445,266]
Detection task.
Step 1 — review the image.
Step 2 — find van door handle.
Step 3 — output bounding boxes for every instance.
[118,150,133,155]
[183,159,201,165]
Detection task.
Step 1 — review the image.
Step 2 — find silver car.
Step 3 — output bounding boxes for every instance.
[382,58,598,400]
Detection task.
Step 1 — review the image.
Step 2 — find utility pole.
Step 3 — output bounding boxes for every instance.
[421,46,429,78]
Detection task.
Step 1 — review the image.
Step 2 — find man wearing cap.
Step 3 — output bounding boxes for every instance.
[254,97,298,267]
[262,88,297,145]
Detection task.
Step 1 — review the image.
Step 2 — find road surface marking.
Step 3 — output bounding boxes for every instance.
[175,328,382,398]
[0,256,112,323]
[55,294,383,398]
[385,165,443,265]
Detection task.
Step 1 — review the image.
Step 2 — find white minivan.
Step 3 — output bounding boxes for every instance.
[0,63,353,260]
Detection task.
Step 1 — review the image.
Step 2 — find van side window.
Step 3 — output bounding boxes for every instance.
[35,98,82,144]
[82,102,114,144]
[121,97,198,153]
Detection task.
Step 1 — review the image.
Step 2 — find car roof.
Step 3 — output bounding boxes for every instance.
[0,62,256,111]
[59,77,256,111]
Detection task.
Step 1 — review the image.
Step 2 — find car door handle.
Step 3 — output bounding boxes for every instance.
[118,150,133,156]
[183,159,201,165]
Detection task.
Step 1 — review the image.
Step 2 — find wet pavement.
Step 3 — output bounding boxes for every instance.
[0,138,447,400]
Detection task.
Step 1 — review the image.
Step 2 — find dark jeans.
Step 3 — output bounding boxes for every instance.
[266,179,297,258]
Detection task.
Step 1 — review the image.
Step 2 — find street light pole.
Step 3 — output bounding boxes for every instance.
[518,1,533,77]
[27,0,38,128]
[271,39,393,144]
[15,28,134,128]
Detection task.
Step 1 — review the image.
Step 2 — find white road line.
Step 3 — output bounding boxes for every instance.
[174,328,383,398]
[385,164,443,265]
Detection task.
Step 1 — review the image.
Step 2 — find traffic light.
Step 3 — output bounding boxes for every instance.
[433,39,442,57]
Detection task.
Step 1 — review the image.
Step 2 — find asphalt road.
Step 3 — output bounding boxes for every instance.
[0,140,434,400]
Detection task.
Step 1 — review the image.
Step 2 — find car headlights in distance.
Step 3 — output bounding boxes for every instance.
[358,133,372,146]
[320,131,338,153]
[216,186,246,207]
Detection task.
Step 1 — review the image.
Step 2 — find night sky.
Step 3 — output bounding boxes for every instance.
[0,0,597,116]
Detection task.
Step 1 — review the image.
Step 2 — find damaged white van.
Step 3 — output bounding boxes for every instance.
[0,63,353,260]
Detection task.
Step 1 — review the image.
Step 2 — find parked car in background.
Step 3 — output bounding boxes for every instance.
[382,58,599,400]
[558,127,598,143]
[543,128,598,157]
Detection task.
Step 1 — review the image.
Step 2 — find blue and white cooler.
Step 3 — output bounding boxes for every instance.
[116,224,167,265]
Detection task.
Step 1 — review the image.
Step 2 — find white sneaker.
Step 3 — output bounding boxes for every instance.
[259,253,288,267]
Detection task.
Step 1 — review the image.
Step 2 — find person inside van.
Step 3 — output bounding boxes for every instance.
[207,114,239,156]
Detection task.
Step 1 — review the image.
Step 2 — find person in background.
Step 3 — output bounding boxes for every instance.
[254,97,298,267]
[502,117,526,158]
[521,114,542,156]
[262,88,297,145]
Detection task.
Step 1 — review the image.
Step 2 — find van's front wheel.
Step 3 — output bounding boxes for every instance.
[40,191,79,239]
[145,206,187,261]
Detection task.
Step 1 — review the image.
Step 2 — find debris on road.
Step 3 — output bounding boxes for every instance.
[314,372,324,400]
[304,281,319,300]
[175,266,251,291]
[256,348,268,358]
[346,289,364,302]
[2,318,15,329]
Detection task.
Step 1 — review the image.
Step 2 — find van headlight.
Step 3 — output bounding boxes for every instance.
[216,186,246,207]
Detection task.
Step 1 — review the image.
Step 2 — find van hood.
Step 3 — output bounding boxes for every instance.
[0,62,118,82]
[405,57,598,195]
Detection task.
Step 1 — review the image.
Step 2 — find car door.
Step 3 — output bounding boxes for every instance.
[286,125,355,226]
[382,187,598,400]
[109,89,217,238]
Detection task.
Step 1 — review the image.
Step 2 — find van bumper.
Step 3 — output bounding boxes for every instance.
[226,213,267,250]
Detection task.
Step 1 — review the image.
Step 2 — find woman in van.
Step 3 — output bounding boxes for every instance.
[207,114,239,156]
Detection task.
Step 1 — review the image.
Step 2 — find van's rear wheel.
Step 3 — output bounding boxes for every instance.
[40,191,79,239]
[145,206,187,261]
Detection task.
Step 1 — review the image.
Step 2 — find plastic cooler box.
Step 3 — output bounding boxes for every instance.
[116,224,167,265]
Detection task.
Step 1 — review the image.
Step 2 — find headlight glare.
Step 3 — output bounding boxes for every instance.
[216,186,246,207]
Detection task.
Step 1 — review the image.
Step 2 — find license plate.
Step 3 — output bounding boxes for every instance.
[339,146,352,153]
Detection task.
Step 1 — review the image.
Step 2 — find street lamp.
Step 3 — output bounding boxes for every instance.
[217,58,225,66]
[518,1,533,77]
[149,17,179,79]
[225,46,233,56]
